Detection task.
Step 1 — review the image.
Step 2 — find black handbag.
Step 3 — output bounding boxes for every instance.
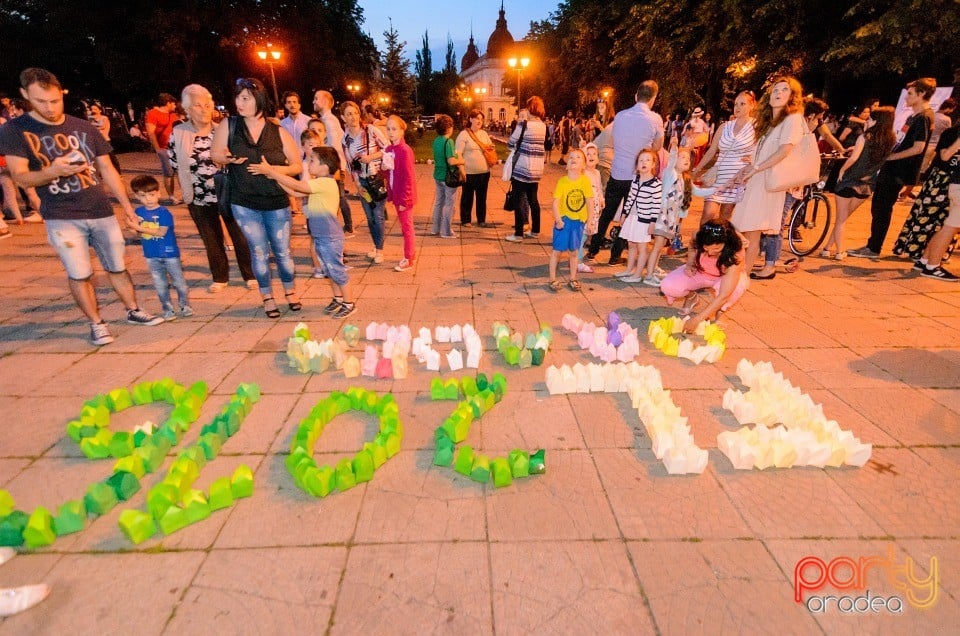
[503,122,526,211]
[361,174,388,202]
[443,138,465,188]
[214,116,238,214]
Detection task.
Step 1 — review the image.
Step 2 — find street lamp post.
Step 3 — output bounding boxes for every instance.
[507,57,530,114]
[256,43,282,111]
[347,83,361,101]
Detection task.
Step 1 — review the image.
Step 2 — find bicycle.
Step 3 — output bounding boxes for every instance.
[786,153,846,257]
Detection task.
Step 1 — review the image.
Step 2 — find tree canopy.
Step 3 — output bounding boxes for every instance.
[0,0,378,114]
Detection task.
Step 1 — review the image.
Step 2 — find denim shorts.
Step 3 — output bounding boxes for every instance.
[156,152,174,178]
[45,216,126,280]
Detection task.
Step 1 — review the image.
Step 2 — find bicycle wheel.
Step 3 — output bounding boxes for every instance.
[788,192,832,256]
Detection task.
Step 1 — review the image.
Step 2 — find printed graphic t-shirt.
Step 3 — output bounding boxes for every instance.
[0,114,114,220]
[135,205,180,258]
[553,174,594,222]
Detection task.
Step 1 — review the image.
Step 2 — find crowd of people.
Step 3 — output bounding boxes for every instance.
[0,65,958,355]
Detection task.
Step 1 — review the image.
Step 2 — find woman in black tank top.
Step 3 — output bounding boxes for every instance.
[212,78,302,318]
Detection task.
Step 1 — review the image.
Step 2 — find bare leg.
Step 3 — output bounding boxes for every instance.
[645,236,667,277]
[105,270,140,311]
[0,173,24,223]
[718,203,735,222]
[165,176,177,200]
[923,224,960,266]
[568,252,578,281]
[742,230,762,272]
[67,277,104,323]
[624,242,637,274]
[549,250,559,280]
[700,200,721,225]
[634,243,650,277]
[830,195,864,255]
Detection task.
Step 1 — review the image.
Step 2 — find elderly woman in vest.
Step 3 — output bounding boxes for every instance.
[169,84,256,293]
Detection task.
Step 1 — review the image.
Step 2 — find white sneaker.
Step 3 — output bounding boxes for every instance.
[642,275,662,287]
[504,234,523,243]
[577,263,594,273]
[622,275,645,283]
[90,321,114,346]
[208,282,228,293]
[180,306,194,317]
[313,268,327,279]
[162,309,177,321]
[0,584,51,617]
[394,258,413,272]
[614,270,634,278]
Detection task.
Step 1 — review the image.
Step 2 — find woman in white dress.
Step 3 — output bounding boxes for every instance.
[730,77,805,278]
[692,91,757,224]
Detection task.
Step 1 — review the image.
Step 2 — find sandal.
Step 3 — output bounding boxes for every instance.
[285,291,302,311]
[262,296,281,319]
[568,280,582,291]
[548,279,562,292]
[679,293,702,317]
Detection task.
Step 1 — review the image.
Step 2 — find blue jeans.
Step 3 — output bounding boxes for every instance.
[360,196,385,249]
[231,204,296,294]
[431,180,457,236]
[146,257,189,311]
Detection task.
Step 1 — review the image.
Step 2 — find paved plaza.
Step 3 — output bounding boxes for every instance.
[0,152,958,634]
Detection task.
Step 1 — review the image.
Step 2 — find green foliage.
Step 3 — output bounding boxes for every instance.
[379,21,418,122]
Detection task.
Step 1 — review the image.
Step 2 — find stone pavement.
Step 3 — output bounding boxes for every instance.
[0,152,958,634]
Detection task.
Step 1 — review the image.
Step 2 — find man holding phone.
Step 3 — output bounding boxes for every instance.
[0,67,162,347]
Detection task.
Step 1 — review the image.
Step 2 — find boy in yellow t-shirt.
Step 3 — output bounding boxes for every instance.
[255,146,356,318]
[549,148,594,291]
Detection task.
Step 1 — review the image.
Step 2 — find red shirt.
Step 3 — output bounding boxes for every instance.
[146,107,177,149]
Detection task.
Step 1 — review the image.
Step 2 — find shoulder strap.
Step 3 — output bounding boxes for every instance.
[511,122,527,167]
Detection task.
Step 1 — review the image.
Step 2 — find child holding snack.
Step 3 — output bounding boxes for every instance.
[578,143,604,273]
[255,147,357,318]
[548,148,594,291]
[130,175,192,320]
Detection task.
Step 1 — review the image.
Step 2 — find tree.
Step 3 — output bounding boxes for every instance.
[379,20,418,120]
[415,31,433,109]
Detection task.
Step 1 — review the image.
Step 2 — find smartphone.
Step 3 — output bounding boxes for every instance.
[67,151,86,166]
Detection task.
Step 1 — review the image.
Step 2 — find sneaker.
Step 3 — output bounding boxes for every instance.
[22,213,43,223]
[504,234,523,243]
[577,263,594,273]
[333,301,356,318]
[608,257,625,266]
[461,222,472,228]
[523,232,538,239]
[90,321,114,346]
[367,251,384,264]
[313,268,327,279]
[208,281,228,293]
[394,258,413,272]
[440,233,458,239]
[323,298,342,314]
[848,246,880,261]
[912,260,926,271]
[834,251,846,261]
[614,270,634,278]
[0,583,50,617]
[622,275,645,283]
[180,306,194,317]
[126,308,164,326]
[246,279,259,290]
[642,275,662,287]
[162,309,177,321]
[920,265,959,281]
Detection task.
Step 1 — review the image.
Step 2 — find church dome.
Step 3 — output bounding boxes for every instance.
[461,34,480,72]
[486,5,514,59]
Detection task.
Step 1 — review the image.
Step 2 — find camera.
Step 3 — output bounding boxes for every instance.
[351,158,363,172]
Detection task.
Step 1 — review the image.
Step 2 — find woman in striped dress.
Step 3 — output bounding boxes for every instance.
[692,91,757,224]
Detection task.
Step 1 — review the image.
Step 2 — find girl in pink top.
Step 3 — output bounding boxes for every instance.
[383,115,418,272]
[660,219,749,332]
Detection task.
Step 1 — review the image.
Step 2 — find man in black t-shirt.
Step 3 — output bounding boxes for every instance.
[0,68,162,346]
[850,78,935,259]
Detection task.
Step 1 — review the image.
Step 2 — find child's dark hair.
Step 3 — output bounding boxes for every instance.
[311,146,341,173]
[130,175,161,193]
[693,220,742,272]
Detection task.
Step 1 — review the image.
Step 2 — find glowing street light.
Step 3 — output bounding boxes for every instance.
[507,57,530,111]
[347,83,361,100]
[256,43,282,110]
